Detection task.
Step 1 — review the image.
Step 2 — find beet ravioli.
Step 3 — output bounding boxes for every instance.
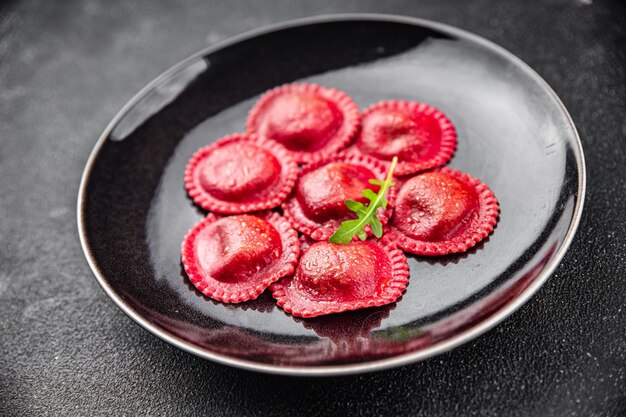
[386,168,499,255]
[247,83,360,163]
[353,101,457,176]
[282,153,395,241]
[179,82,501,316]
[185,133,297,213]
[271,239,409,318]
[182,213,300,303]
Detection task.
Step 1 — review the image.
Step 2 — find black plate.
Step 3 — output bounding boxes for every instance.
[78,15,585,375]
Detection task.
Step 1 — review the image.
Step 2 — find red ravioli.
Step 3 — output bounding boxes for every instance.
[184,133,297,213]
[246,83,360,163]
[270,239,409,318]
[387,168,499,255]
[282,153,395,241]
[181,212,300,303]
[354,101,457,176]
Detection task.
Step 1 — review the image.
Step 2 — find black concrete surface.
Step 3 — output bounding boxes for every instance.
[1,0,624,415]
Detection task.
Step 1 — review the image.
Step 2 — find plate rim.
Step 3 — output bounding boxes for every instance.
[77,13,586,376]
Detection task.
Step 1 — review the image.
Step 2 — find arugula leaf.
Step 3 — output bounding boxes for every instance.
[328,156,398,244]
[344,200,367,217]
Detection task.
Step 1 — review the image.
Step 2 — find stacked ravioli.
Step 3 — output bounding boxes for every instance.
[182,83,499,318]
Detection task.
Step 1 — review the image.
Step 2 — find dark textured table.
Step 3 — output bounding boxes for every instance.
[1,1,625,415]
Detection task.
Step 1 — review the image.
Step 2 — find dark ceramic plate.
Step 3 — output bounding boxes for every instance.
[78,14,585,376]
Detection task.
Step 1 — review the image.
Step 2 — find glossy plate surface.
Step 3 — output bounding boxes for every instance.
[78,15,585,376]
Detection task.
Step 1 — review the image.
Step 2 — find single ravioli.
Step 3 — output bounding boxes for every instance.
[353,101,457,176]
[271,239,409,318]
[282,153,395,241]
[182,213,300,303]
[184,133,297,213]
[386,168,499,255]
[246,83,360,163]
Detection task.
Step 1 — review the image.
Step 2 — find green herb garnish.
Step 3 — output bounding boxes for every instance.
[328,156,398,244]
